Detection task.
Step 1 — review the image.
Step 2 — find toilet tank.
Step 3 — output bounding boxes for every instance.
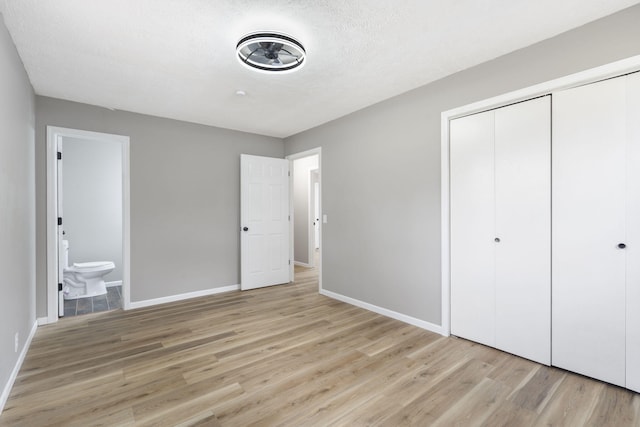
[63,240,69,268]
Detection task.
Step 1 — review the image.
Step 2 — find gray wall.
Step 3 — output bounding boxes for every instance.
[36,98,283,314]
[284,4,640,326]
[0,13,35,407]
[293,155,318,264]
[63,137,122,282]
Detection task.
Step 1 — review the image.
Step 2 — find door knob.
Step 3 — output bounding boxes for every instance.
[494,237,500,243]
[618,243,626,249]
[243,227,249,232]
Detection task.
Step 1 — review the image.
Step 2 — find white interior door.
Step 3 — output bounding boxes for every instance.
[552,77,627,387]
[450,109,495,348]
[451,97,551,363]
[626,71,640,393]
[494,96,551,365]
[240,154,290,290]
[56,137,65,316]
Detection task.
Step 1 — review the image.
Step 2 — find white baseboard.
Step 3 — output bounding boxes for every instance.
[128,285,239,310]
[105,280,123,288]
[294,261,312,268]
[37,317,49,326]
[1,320,38,414]
[319,289,445,336]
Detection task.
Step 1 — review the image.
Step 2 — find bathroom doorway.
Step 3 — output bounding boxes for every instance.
[287,148,322,290]
[46,127,131,323]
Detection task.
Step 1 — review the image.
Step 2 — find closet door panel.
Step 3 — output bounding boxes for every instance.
[626,71,640,393]
[552,77,627,386]
[494,97,551,365]
[450,111,495,347]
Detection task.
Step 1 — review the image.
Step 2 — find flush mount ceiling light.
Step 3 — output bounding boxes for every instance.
[236,32,306,73]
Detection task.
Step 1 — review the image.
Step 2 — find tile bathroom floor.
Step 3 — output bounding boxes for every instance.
[63,285,122,317]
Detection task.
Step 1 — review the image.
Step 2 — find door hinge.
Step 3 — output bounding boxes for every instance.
[288,171,291,177]
[57,152,62,160]
[288,215,291,221]
[58,283,63,291]
[289,260,291,265]
[58,217,62,226]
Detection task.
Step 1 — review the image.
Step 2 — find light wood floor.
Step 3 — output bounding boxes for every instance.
[2,266,639,426]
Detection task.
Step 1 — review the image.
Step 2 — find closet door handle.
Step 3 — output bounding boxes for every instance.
[618,243,626,249]
[494,237,501,243]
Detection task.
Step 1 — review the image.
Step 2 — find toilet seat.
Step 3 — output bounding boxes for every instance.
[69,261,115,273]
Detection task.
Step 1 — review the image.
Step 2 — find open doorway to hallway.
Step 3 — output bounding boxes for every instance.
[288,148,322,289]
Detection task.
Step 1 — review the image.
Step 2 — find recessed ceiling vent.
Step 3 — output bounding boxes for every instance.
[236,32,306,73]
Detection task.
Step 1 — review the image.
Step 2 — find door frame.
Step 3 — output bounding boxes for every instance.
[45,126,131,324]
[441,54,640,337]
[286,148,322,291]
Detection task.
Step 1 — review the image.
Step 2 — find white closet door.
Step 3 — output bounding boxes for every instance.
[626,71,640,393]
[552,77,627,387]
[494,97,551,365]
[450,110,495,347]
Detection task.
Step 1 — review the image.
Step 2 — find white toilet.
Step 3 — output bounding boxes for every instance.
[62,240,115,300]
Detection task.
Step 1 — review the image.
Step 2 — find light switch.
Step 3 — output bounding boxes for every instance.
[322,214,328,224]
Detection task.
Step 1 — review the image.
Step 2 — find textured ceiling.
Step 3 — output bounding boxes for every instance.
[1,0,639,137]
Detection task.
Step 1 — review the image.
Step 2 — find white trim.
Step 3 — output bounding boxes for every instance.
[286,147,322,292]
[46,134,58,324]
[105,280,123,288]
[440,54,640,337]
[287,159,295,282]
[37,317,49,326]
[294,261,312,268]
[441,116,451,337]
[46,127,131,321]
[0,320,37,414]
[320,289,444,336]
[121,137,131,310]
[128,285,239,309]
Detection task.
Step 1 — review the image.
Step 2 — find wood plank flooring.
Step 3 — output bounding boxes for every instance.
[1,265,639,426]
